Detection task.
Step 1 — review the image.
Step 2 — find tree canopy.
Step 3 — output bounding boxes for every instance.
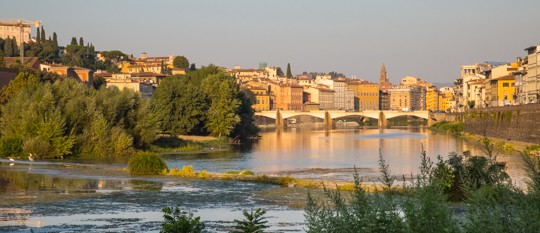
[0,72,158,159]
[152,65,257,139]
[173,56,190,70]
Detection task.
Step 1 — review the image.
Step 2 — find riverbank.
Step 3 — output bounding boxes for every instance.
[149,136,230,154]
[429,121,540,154]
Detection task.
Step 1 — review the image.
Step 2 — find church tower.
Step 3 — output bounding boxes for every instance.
[380,63,387,86]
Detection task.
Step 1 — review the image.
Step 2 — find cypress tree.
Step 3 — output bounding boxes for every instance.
[286,63,292,78]
[40,26,45,42]
[70,37,77,46]
[11,38,19,57]
[4,37,13,57]
[79,37,84,47]
[36,27,41,44]
[52,32,58,50]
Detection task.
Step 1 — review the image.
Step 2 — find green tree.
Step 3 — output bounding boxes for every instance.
[152,76,207,135]
[286,63,292,78]
[40,26,46,42]
[36,27,41,44]
[52,32,58,51]
[173,55,189,70]
[4,37,13,57]
[161,206,205,233]
[233,208,269,233]
[201,73,241,137]
[70,37,77,46]
[79,37,84,47]
[232,89,259,142]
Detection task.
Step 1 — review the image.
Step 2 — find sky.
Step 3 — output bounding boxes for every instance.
[2,0,540,84]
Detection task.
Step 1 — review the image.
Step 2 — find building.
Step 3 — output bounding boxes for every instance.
[0,21,32,43]
[47,65,93,85]
[466,79,485,108]
[425,87,439,111]
[106,80,154,98]
[231,68,269,83]
[122,63,164,74]
[333,79,354,110]
[271,84,303,110]
[305,87,335,110]
[296,74,314,86]
[487,75,515,106]
[249,86,271,111]
[388,85,423,111]
[379,63,392,110]
[523,45,540,103]
[438,87,456,112]
[455,64,485,112]
[347,81,379,111]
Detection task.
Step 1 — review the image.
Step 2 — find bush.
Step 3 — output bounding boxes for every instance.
[128,151,168,175]
[0,137,23,158]
[169,165,196,177]
[233,208,269,233]
[429,121,463,133]
[161,206,205,233]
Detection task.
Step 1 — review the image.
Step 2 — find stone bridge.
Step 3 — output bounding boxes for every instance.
[255,110,431,128]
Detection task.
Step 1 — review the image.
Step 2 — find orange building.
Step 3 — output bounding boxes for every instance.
[272,84,303,110]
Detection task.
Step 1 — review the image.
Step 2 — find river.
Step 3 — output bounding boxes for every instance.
[0,127,526,232]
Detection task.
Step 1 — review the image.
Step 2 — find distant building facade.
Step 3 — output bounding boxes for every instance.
[0,21,31,43]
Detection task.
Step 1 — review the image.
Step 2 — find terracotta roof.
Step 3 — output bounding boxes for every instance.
[4,57,40,68]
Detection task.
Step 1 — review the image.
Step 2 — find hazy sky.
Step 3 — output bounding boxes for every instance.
[2,0,540,84]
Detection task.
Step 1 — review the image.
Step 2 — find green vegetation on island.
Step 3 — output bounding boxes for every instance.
[128,151,168,175]
[429,121,464,133]
[0,65,258,160]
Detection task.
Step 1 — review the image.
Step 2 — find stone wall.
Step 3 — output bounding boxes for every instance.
[459,104,540,144]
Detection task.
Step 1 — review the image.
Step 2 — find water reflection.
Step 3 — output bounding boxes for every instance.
[164,127,519,182]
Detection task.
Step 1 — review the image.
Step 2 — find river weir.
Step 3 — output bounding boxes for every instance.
[0,127,526,232]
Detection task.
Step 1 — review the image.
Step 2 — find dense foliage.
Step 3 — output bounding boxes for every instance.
[429,121,464,133]
[152,65,258,140]
[128,151,167,175]
[304,140,540,233]
[173,56,189,70]
[161,206,205,233]
[0,71,158,159]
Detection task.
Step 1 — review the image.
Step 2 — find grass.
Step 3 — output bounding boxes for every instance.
[128,151,168,175]
[165,165,384,192]
[149,136,227,154]
[429,121,464,133]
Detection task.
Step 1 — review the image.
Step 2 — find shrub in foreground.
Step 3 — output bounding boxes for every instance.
[161,206,205,233]
[128,151,168,175]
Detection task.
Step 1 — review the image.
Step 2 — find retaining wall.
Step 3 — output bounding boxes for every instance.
[459,104,540,144]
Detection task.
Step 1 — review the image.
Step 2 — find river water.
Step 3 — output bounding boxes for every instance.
[0,127,526,232]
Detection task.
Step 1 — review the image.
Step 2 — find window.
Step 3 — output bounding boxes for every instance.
[503,83,509,87]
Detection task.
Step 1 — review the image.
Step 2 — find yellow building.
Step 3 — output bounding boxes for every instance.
[487,75,515,106]
[438,89,455,112]
[250,87,270,111]
[121,63,163,74]
[425,88,439,111]
[347,81,380,111]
